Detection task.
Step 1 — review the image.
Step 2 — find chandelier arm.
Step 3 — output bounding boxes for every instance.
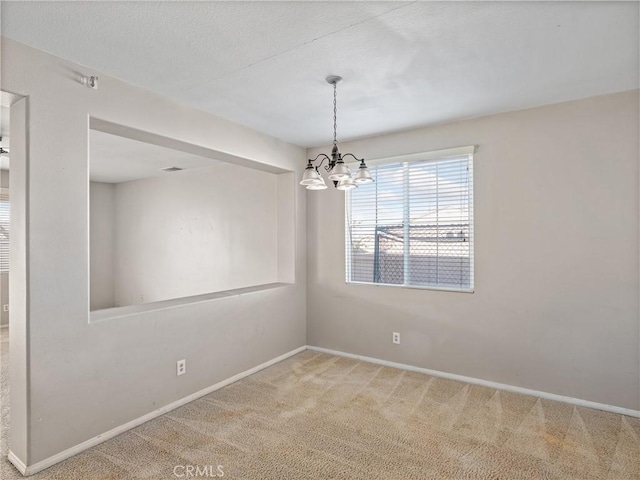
[308,153,332,171]
[341,153,365,163]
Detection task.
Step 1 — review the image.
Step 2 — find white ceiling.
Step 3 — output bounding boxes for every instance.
[90,130,220,184]
[2,1,638,147]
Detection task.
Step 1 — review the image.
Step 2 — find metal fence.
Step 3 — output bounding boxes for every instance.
[348,224,472,288]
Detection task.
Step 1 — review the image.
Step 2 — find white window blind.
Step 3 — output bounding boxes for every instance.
[0,188,8,274]
[346,150,474,291]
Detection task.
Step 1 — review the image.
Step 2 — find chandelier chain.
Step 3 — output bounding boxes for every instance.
[333,82,337,146]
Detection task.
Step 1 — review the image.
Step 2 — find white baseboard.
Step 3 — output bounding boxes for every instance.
[9,345,306,476]
[307,346,640,419]
[8,451,27,475]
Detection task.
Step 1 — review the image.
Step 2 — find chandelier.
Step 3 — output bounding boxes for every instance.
[300,76,374,191]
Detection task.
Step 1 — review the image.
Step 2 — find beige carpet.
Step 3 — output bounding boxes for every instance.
[1,329,638,479]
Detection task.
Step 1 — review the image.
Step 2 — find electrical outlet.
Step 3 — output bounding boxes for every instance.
[392,332,400,344]
[176,359,186,376]
[2,304,8,312]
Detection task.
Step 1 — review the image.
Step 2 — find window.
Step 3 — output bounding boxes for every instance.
[0,188,8,274]
[346,147,474,291]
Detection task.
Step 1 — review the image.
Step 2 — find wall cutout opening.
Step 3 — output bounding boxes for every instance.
[89,120,295,314]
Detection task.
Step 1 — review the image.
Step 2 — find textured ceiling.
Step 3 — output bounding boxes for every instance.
[2,1,638,147]
[90,130,220,184]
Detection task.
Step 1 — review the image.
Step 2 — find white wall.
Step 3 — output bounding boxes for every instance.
[114,163,278,306]
[89,181,115,310]
[8,97,28,463]
[90,163,281,310]
[307,90,640,411]
[2,37,307,468]
[1,169,8,326]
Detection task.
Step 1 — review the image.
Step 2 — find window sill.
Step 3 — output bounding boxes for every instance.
[346,280,474,294]
[89,282,293,323]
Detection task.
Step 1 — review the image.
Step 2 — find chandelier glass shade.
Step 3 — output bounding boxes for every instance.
[336,177,357,191]
[300,76,373,190]
[300,165,323,185]
[305,175,328,190]
[327,160,351,181]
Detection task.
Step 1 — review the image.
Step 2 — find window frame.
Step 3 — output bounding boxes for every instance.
[344,146,475,293]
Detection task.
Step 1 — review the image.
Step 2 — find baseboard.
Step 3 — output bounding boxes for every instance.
[11,345,306,476]
[307,345,640,419]
[8,451,27,475]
